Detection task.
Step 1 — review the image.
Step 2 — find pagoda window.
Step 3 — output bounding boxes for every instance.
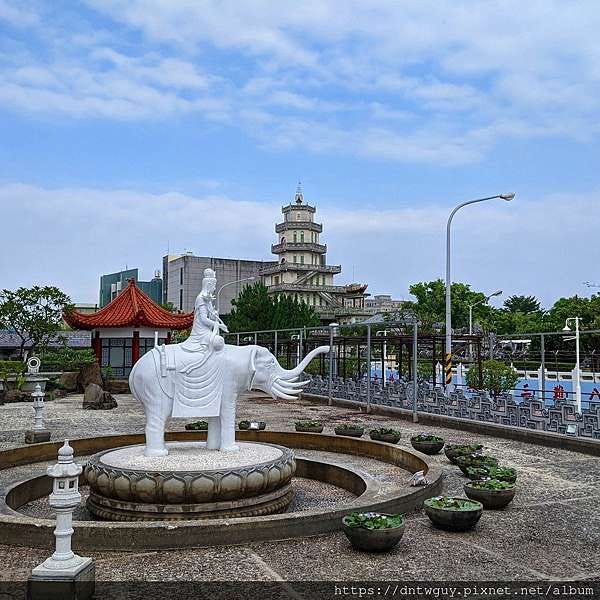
[293,232,297,243]
[281,257,286,263]
[281,236,286,244]
[300,255,304,264]
[274,276,279,285]
[293,255,297,263]
[300,232,304,242]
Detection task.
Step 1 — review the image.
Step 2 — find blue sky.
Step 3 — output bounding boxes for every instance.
[1,1,599,306]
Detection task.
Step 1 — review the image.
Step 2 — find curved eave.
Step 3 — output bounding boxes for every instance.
[64,310,194,331]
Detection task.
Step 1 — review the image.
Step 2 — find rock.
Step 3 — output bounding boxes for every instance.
[59,371,79,392]
[83,383,118,410]
[77,363,103,391]
[5,389,30,403]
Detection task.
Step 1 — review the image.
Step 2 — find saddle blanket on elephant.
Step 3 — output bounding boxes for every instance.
[153,344,224,418]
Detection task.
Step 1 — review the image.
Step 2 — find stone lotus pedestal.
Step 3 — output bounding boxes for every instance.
[84,441,296,521]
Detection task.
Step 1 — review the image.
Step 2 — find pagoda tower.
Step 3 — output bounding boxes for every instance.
[261,184,368,323]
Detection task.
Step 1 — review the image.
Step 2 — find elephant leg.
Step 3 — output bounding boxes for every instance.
[206,417,221,450]
[219,392,239,452]
[143,393,172,457]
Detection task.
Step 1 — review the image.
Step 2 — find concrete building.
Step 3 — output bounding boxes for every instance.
[163,254,271,314]
[99,269,162,307]
[364,294,405,313]
[261,185,369,323]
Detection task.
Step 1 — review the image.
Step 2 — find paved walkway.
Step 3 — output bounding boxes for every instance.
[1,392,599,583]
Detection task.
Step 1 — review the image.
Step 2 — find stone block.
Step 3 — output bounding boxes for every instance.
[27,559,95,600]
[25,429,51,444]
[82,383,118,410]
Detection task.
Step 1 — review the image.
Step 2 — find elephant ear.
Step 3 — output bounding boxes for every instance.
[248,347,258,391]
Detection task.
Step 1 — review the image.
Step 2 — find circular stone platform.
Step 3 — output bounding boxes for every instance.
[84,441,296,521]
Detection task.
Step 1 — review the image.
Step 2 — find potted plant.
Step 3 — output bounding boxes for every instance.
[455,454,498,476]
[294,420,324,433]
[185,420,208,431]
[411,433,444,455]
[369,427,401,444]
[464,479,516,509]
[334,423,365,437]
[444,443,483,464]
[238,420,266,430]
[465,465,517,483]
[424,496,483,531]
[342,512,405,552]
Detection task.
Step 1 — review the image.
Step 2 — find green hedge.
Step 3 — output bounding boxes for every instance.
[39,348,96,371]
[0,360,25,377]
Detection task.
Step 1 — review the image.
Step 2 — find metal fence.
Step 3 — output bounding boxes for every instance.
[226,323,600,438]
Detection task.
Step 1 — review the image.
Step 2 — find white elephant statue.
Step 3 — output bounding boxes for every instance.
[129,336,329,456]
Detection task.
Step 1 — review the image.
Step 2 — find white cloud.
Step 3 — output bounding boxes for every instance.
[1,182,597,308]
[1,2,600,164]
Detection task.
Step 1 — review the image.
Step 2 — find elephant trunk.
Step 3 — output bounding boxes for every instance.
[280,345,330,381]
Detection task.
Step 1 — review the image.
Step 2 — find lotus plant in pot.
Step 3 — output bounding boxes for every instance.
[185,420,208,431]
[424,496,483,531]
[369,427,401,444]
[466,465,517,483]
[294,420,324,433]
[411,433,444,455]
[464,479,516,509]
[334,423,365,437]
[455,453,498,476]
[444,443,483,464]
[238,420,266,430]
[342,511,405,552]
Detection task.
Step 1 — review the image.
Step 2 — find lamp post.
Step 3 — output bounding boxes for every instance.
[563,317,582,413]
[328,322,339,406]
[216,276,257,315]
[445,193,515,388]
[468,290,503,359]
[376,329,388,388]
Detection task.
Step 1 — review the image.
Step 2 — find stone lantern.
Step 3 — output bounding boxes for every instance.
[24,384,50,444]
[27,440,94,600]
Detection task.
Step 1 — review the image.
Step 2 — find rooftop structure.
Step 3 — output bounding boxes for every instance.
[261,184,369,323]
[65,279,193,377]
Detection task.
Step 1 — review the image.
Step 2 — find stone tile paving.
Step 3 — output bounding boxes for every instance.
[1,391,599,582]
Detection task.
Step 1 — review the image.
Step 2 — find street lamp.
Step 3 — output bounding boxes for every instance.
[376,330,388,388]
[445,193,515,387]
[468,290,503,359]
[563,317,582,413]
[216,276,257,315]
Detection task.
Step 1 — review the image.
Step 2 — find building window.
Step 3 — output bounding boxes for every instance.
[300,255,304,264]
[180,268,184,285]
[293,255,297,263]
[296,213,301,220]
[179,289,183,310]
[300,232,304,242]
[274,276,279,285]
[293,232,297,243]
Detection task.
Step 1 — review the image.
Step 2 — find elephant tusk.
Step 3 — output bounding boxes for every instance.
[272,388,298,401]
[276,378,308,388]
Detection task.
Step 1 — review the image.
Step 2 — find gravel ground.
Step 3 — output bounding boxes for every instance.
[1,391,599,584]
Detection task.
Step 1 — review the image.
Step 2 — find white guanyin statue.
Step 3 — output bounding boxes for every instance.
[130,269,329,456]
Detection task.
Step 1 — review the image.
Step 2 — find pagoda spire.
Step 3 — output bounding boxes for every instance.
[294,181,303,204]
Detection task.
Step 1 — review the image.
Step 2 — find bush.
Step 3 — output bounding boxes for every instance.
[466,359,519,397]
[39,348,96,371]
[0,360,25,377]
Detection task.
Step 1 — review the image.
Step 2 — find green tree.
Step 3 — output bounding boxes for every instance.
[0,286,73,358]
[466,359,519,397]
[227,283,320,333]
[503,295,542,314]
[400,279,491,333]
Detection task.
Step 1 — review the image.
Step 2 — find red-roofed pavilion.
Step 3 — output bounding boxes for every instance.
[64,279,193,377]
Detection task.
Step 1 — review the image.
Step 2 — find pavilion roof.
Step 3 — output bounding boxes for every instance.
[64,279,193,330]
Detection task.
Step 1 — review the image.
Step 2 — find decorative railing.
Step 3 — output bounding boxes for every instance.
[303,375,600,438]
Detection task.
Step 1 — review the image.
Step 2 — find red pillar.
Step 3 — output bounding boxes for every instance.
[132,331,140,364]
[166,331,172,344]
[92,331,101,363]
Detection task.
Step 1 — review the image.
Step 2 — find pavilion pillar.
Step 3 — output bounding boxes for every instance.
[132,331,140,364]
[166,331,172,345]
[92,331,101,363]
